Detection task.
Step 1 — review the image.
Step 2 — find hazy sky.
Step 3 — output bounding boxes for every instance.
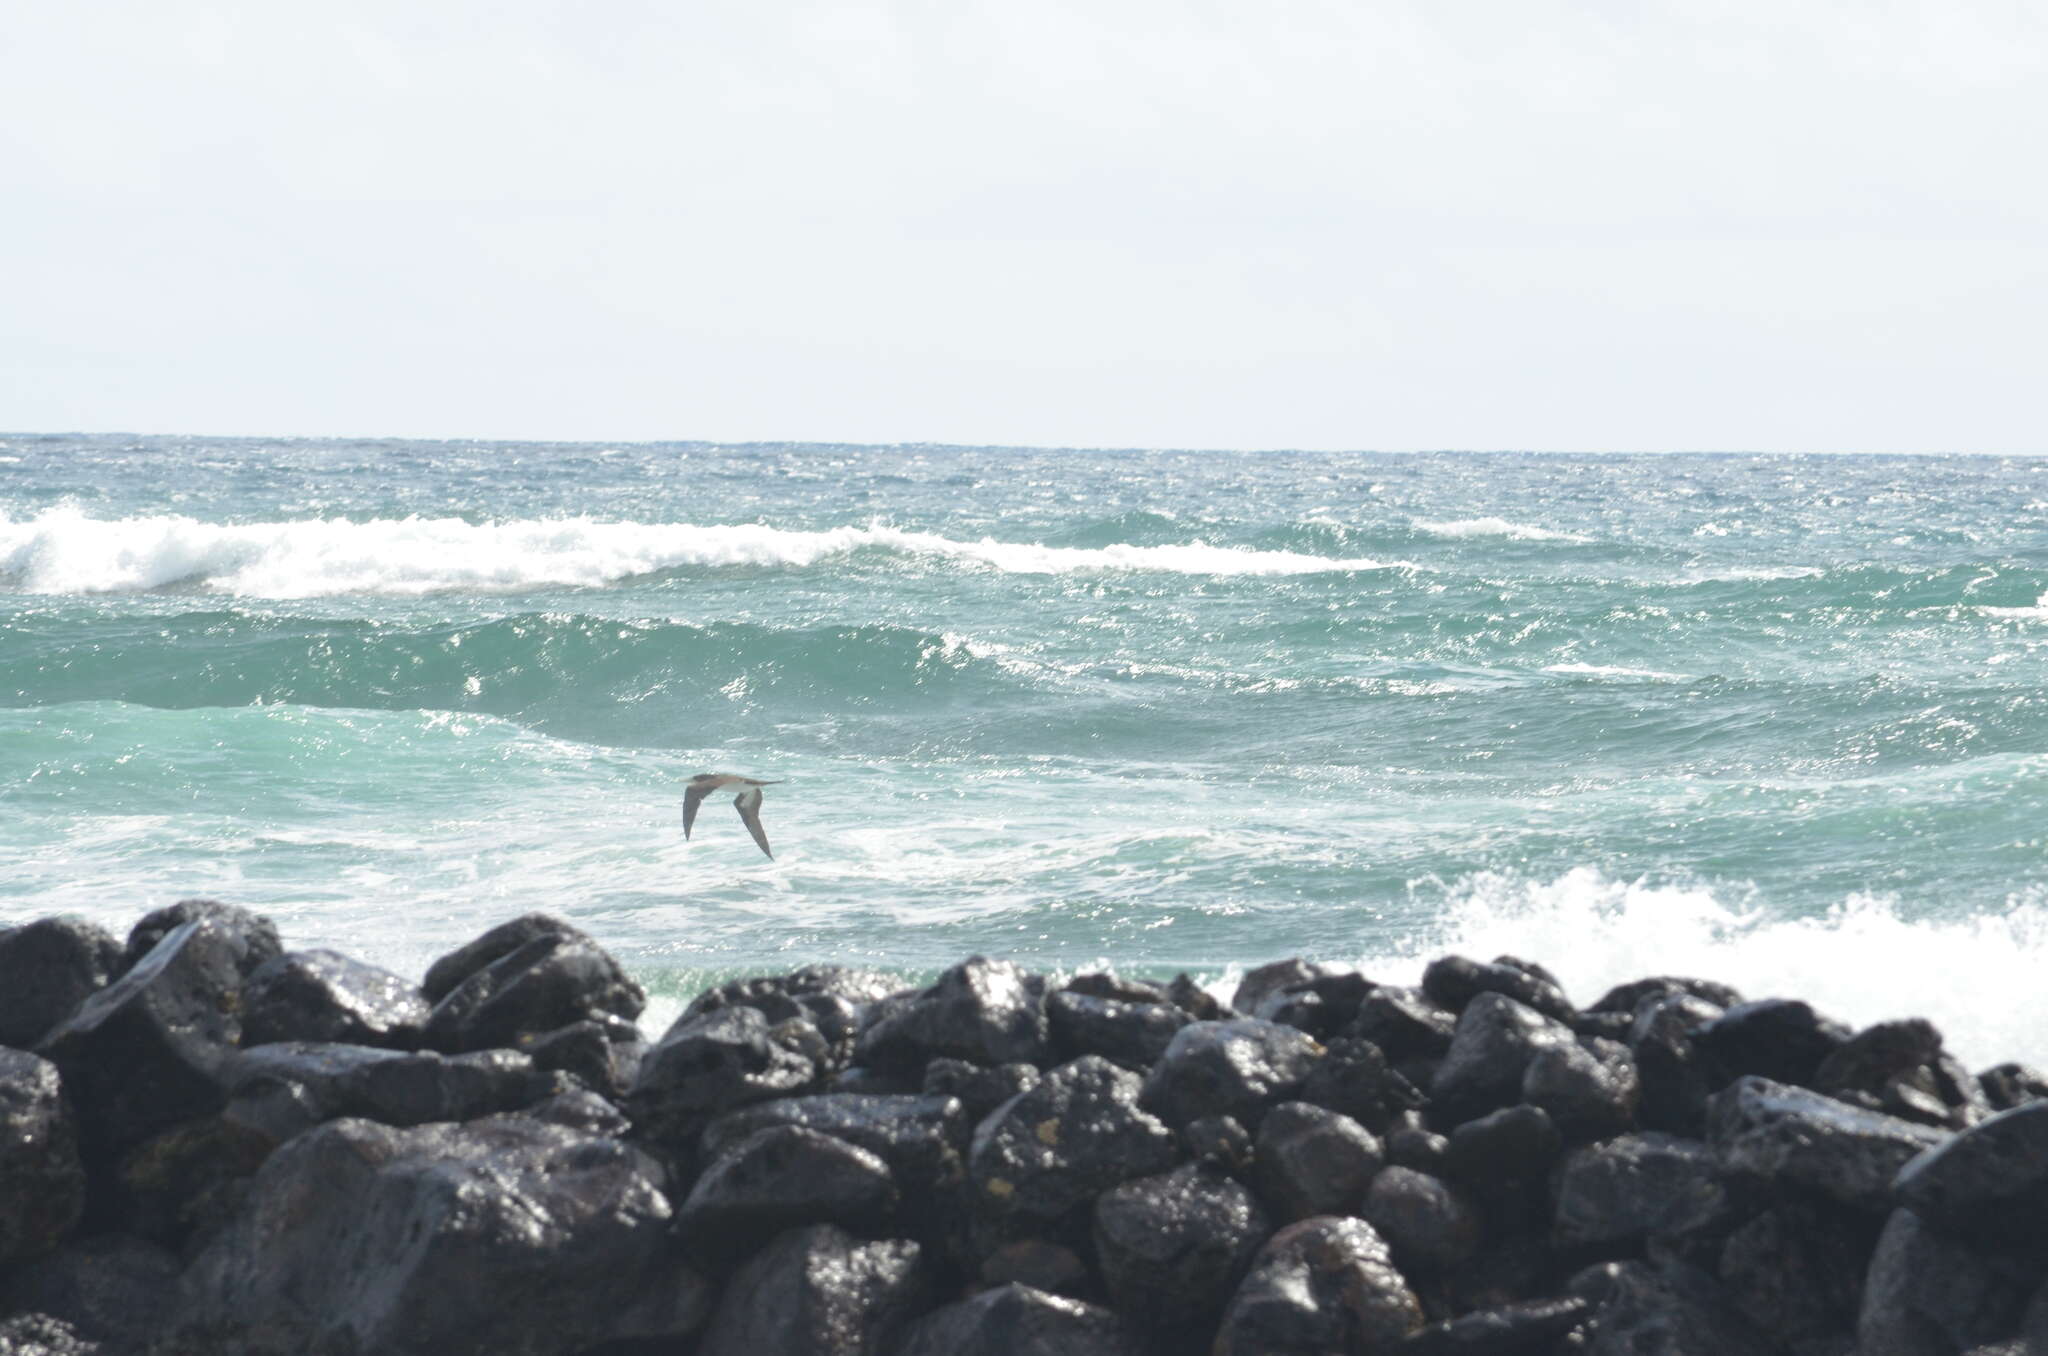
[4,2,2043,450]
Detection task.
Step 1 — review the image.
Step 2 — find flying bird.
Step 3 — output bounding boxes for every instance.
[683,774,782,858]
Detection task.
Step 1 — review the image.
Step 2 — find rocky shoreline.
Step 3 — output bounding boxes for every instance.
[2,902,2045,1355]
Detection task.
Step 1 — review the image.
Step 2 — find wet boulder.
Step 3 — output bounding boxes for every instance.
[120,899,280,979]
[1430,993,1574,1127]
[682,964,897,1071]
[419,912,584,1003]
[1183,1113,1254,1172]
[981,1238,1091,1295]
[423,930,644,1055]
[36,920,246,1160]
[1570,1259,1777,1356]
[1629,992,1727,1135]
[1894,1100,2048,1247]
[1523,1036,1639,1142]
[0,1049,86,1270]
[1423,955,1575,1023]
[1445,1102,1561,1190]
[676,1126,897,1264]
[1386,1114,1453,1176]
[518,1016,645,1098]
[1213,1216,1424,1354]
[890,1283,1142,1356]
[1716,1199,1878,1346]
[1254,1101,1383,1221]
[1352,989,1465,1062]
[1232,958,1334,1016]
[1361,1165,1483,1270]
[1139,1018,1324,1129]
[168,1111,698,1355]
[923,1058,1038,1122]
[854,956,1050,1073]
[1695,998,1848,1089]
[628,1003,825,1142]
[695,1224,927,1356]
[1166,972,1228,1021]
[969,1055,1178,1245]
[1093,1162,1270,1338]
[701,1092,968,1217]
[241,949,429,1049]
[221,1042,565,1143]
[1708,1075,1946,1212]
[1815,1018,1988,1129]
[1859,1208,2033,1356]
[1588,976,1743,1016]
[1045,988,1191,1070]
[1553,1133,1734,1249]
[1298,1035,1425,1133]
[1401,1296,1593,1355]
[116,1115,273,1250]
[0,917,122,1050]
[0,1234,180,1352]
[1978,1062,2048,1112]
[1256,971,1375,1039]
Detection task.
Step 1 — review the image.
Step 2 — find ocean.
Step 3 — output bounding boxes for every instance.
[4,435,2045,1066]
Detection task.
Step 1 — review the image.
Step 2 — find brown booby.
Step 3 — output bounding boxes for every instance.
[683,773,782,858]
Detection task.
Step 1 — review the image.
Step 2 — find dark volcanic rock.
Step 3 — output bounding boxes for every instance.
[1139,1018,1324,1129]
[923,1058,1038,1123]
[1214,1215,1425,1354]
[519,1017,644,1098]
[1423,955,1575,1022]
[222,1042,564,1142]
[1386,1114,1453,1176]
[1553,1133,1733,1249]
[1166,972,1227,1021]
[695,1224,927,1356]
[120,899,280,979]
[36,920,246,1160]
[167,1111,700,1355]
[241,948,429,1049]
[628,1003,824,1141]
[1708,1075,1945,1211]
[981,1238,1091,1295]
[1361,1166,1483,1270]
[890,1283,1141,1356]
[0,1234,180,1350]
[1813,1018,1989,1130]
[853,956,1050,1073]
[1523,1037,1638,1142]
[420,912,583,1004]
[1046,988,1192,1070]
[682,963,898,1025]
[1716,1199,1877,1346]
[1401,1296,1592,1355]
[1445,1102,1562,1190]
[1570,1259,1776,1356]
[1093,1162,1270,1337]
[1588,976,1743,1016]
[1062,972,1169,1004]
[1859,1207,2032,1356]
[1183,1113,1254,1171]
[701,1092,968,1207]
[1233,958,1333,1016]
[116,1115,273,1250]
[1894,1100,2048,1247]
[1431,993,1574,1127]
[1628,992,1727,1135]
[1695,998,1849,1089]
[0,918,121,1050]
[1299,1035,1426,1132]
[423,931,644,1054]
[676,1126,897,1263]
[1978,1062,2048,1112]
[969,1055,1178,1243]
[1255,1101,1384,1221]
[0,1049,86,1269]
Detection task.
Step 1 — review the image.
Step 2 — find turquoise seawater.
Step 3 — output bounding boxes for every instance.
[4,435,2046,1061]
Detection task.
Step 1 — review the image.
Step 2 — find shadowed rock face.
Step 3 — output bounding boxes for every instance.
[0,1049,87,1270]
[1708,1075,1946,1211]
[1213,1216,1424,1356]
[1093,1162,1268,1336]
[890,1283,1141,1356]
[0,918,122,1051]
[696,1224,928,1356]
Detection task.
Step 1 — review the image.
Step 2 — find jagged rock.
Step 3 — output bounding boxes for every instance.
[1978,1062,2048,1111]
[167,1111,699,1355]
[1424,955,1575,1022]
[423,931,644,1054]
[1139,1018,1324,1129]
[1694,999,1848,1091]
[970,1055,1178,1244]
[1894,1101,2048,1247]
[890,1283,1141,1356]
[1707,1075,1945,1211]
[0,1234,179,1351]
[981,1238,1091,1295]
[1813,1019,1990,1130]
[1402,1296,1593,1354]
[923,1058,1038,1122]
[1062,972,1169,1004]
[676,1126,897,1264]
[1445,1103,1561,1188]
[221,1042,565,1142]
[0,918,121,1050]
[1361,1166,1482,1270]
[518,1017,644,1098]
[1298,1035,1426,1132]
[1254,1101,1383,1221]
[1524,1037,1639,1142]
[1257,972,1375,1038]
[1386,1113,1452,1175]
[853,957,1050,1073]
[241,949,429,1049]
[1214,1215,1425,1354]
[682,964,898,1026]
[1045,989,1191,1069]
[1588,976,1742,1016]
[0,1049,86,1269]
[1716,1199,1877,1346]
[420,912,585,1003]
[1859,1208,2032,1356]
[120,899,280,979]
[117,1115,273,1249]
[0,1313,100,1356]
[628,1003,823,1140]
[1349,987,1457,1061]
[701,1092,968,1208]
[1183,1113,1254,1171]
[1629,992,1727,1135]
[1553,1133,1734,1248]
[1233,959,1333,1015]
[695,1224,927,1356]
[1166,972,1228,1021]
[1570,1259,1777,1355]
[1431,993,1574,1127]
[1570,1010,1638,1043]
[36,920,245,1160]
[1093,1162,1270,1337]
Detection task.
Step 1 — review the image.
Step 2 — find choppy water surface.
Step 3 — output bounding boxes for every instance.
[4,435,2045,1061]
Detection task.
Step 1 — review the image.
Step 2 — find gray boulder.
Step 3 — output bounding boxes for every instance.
[0,1049,85,1270]
[889,1283,1141,1356]
[241,949,429,1049]
[1361,1166,1482,1271]
[221,1042,566,1142]
[1629,992,1726,1135]
[1423,955,1575,1022]
[1553,1132,1734,1248]
[1254,1101,1383,1221]
[1213,1215,1424,1354]
[120,899,279,979]
[678,1126,897,1263]
[1716,1199,1876,1348]
[1708,1076,1945,1211]
[423,931,644,1054]
[1523,1036,1639,1142]
[1858,1207,2032,1356]
[1093,1161,1270,1338]
[1894,1100,2048,1247]
[628,1003,824,1141]
[1570,1259,1777,1355]
[696,1224,927,1356]
[1431,993,1573,1126]
[923,1058,1039,1122]
[419,912,583,1003]
[1045,989,1192,1070]
[854,956,1050,1072]
[0,918,121,1050]
[1139,1018,1324,1128]
[0,1234,179,1352]
[1695,998,1848,1088]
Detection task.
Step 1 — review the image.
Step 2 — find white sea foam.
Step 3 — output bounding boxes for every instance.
[1979,591,2048,621]
[1348,867,2048,1068]
[1541,662,1691,682]
[0,507,1405,596]
[1413,516,1590,543]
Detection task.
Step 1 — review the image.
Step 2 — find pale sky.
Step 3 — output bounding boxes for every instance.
[4,2,2044,451]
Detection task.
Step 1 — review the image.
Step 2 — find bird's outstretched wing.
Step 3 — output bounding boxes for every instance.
[733,784,774,858]
[683,775,736,838]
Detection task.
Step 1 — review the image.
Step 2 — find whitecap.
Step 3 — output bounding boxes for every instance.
[1541,662,1691,682]
[1412,516,1591,543]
